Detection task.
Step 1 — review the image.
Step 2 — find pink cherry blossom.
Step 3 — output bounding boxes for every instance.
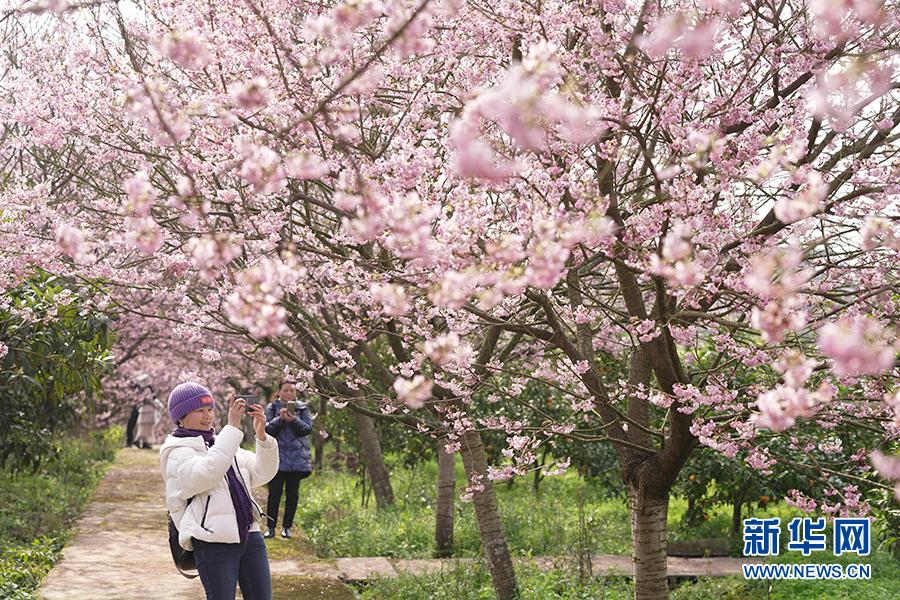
[429,270,477,309]
[284,152,330,180]
[883,390,900,426]
[188,234,243,280]
[239,143,285,194]
[450,122,515,182]
[774,172,826,224]
[44,0,68,13]
[817,315,896,377]
[123,171,157,217]
[125,216,164,256]
[54,223,91,264]
[424,332,460,366]
[679,20,720,60]
[785,489,818,513]
[370,282,410,316]
[775,350,818,388]
[638,14,688,58]
[223,259,300,338]
[861,217,900,251]
[662,222,693,262]
[486,234,526,265]
[745,249,810,301]
[752,385,827,432]
[525,240,569,289]
[487,465,517,482]
[746,447,776,474]
[157,30,212,71]
[393,375,433,409]
[201,348,221,362]
[870,451,900,500]
[750,299,807,343]
[231,77,271,111]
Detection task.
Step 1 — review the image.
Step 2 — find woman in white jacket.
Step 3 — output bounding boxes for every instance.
[160,382,279,600]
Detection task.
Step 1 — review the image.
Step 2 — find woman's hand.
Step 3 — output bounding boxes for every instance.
[228,397,246,428]
[278,406,295,421]
[247,403,267,440]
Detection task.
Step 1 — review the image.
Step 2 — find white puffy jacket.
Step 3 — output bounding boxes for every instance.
[159,425,279,550]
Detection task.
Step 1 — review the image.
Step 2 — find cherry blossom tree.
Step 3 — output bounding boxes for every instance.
[1,1,898,598]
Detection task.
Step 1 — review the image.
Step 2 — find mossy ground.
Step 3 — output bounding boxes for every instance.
[270,575,356,599]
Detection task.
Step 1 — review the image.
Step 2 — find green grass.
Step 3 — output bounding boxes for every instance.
[298,460,634,559]
[353,551,900,600]
[0,427,122,599]
[296,459,819,559]
[669,549,900,600]
[759,549,900,599]
[353,561,633,600]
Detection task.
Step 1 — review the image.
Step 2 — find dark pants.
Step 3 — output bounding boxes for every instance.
[192,532,271,600]
[125,407,138,446]
[266,470,310,530]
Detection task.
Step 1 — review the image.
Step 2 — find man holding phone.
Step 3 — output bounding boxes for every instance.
[262,381,313,539]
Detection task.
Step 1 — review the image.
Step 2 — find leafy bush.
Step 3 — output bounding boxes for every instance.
[0,536,65,600]
[0,427,121,598]
[0,274,114,472]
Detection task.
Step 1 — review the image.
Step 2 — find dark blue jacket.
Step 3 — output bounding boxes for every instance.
[264,400,313,473]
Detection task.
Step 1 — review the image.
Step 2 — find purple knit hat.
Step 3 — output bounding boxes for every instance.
[167,382,215,424]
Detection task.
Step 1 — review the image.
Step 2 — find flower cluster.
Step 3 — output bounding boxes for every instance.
[817,315,896,378]
[393,375,433,409]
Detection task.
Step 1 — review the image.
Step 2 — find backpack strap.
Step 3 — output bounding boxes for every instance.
[175,561,199,580]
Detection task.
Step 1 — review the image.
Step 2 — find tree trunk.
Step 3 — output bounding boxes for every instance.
[629,488,669,600]
[435,438,456,558]
[533,446,548,494]
[314,396,327,471]
[458,430,518,600]
[732,497,742,536]
[350,409,394,507]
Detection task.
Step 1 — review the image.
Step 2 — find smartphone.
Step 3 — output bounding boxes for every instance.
[236,395,256,413]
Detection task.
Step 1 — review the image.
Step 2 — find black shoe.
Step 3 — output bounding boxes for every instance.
[281,528,291,539]
[263,529,275,539]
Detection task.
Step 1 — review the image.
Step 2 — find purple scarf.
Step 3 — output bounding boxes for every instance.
[172,427,254,543]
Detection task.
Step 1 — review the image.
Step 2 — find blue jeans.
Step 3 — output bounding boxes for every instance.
[192,532,271,600]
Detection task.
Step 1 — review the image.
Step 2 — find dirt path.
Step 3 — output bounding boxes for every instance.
[37,447,353,600]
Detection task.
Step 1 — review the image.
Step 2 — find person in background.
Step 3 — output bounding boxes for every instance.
[125,401,139,448]
[263,381,313,539]
[133,373,163,449]
[160,382,279,600]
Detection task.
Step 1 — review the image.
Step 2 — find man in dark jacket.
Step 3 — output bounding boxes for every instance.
[263,381,313,539]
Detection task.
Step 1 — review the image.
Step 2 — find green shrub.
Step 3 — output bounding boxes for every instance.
[0,427,121,598]
[0,274,115,473]
[0,536,65,599]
